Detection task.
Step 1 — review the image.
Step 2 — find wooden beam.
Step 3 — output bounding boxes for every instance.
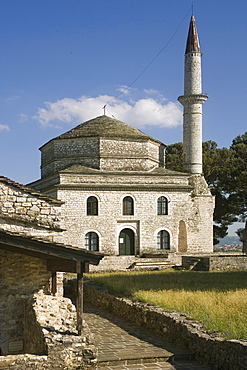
[51,271,57,295]
[0,231,103,265]
[84,262,89,273]
[47,259,77,273]
[76,261,84,335]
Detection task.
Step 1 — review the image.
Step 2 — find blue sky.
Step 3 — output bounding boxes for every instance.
[0,1,246,234]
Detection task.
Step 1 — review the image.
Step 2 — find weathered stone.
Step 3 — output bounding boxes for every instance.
[84,282,247,370]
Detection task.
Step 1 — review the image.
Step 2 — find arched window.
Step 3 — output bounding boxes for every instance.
[123,196,134,215]
[85,232,99,251]
[157,230,170,250]
[157,196,168,215]
[87,196,98,215]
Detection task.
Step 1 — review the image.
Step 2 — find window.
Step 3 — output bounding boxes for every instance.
[85,232,99,251]
[123,196,134,215]
[157,230,170,250]
[87,196,98,215]
[157,196,168,215]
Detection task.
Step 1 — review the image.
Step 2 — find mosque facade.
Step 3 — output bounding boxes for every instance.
[29,16,214,268]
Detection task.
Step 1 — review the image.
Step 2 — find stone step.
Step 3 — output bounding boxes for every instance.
[134,261,172,266]
[97,348,173,367]
[141,253,169,259]
[128,260,174,270]
[96,362,176,370]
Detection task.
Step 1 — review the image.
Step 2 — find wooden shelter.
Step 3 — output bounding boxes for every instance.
[0,229,103,335]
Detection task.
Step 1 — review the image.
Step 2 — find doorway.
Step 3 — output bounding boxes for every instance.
[119,228,135,255]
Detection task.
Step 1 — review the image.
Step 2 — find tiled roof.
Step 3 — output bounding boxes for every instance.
[0,229,104,265]
[60,164,188,177]
[41,115,162,147]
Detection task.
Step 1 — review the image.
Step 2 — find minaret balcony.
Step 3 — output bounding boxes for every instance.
[178,94,208,106]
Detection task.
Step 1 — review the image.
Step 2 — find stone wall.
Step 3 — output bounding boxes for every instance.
[89,256,140,272]
[54,186,194,254]
[0,291,97,369]
[84,282,247,370]
[41,138,100,177]
[182,255,247,271]
[0,250,51,356]
[40,136,163,177]
[47,172,214,258]
[0,177,63,240]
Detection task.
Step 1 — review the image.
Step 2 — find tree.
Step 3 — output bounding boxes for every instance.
[166,132,247,246]
[229,133,247,252]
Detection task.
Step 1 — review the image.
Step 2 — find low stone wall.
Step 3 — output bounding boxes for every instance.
[0,291,97,370]
[89,255,138,272]
[182,255,247,271]
[84,282,247,370]
[89,254,183,272]
[209,255,247,271]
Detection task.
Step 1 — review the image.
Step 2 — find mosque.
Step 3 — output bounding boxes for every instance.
[29,15,214,270]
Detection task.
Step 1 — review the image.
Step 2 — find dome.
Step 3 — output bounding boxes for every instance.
[39,115,165,178]
[53,115,161,143]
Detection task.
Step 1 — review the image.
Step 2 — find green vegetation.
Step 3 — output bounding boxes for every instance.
[165,132,247,244]
[86,269,247,340]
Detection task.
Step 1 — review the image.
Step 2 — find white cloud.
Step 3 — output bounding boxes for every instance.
[0,124,10,132]
[116,85,135,95]
[143,89,160,95]
[18,113,28,123]
[33,91,182,129]
[5,95,20,102]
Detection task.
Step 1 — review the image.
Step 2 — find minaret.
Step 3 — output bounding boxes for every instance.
[178,15,208,174]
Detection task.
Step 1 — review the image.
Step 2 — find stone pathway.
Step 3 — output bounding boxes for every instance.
[84,305,211,370]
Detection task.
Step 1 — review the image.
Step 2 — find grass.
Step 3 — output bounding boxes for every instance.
[86,269,247,340]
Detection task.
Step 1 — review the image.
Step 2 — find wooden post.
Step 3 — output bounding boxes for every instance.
[51,271,57,296]
[76,261,84,335]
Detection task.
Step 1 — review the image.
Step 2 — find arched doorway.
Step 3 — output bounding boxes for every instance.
[119,228,135,255]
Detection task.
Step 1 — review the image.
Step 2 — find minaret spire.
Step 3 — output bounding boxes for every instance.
[178,15,208,174]
[185,15,200,54]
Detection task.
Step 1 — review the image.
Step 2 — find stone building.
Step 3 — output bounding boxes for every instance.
[29,15,215,270]
[0,176,103,366]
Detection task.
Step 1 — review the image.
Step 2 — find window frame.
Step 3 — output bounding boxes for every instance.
[87,196,98,216]
[157,196,168,215]
[157,230,170,250]
[123,196,134,215]
[85,231,99,251]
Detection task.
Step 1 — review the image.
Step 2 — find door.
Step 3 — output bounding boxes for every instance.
[119,228,135,255]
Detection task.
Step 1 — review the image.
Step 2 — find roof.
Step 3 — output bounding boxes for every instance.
[41,115,162,148]
[0,229,104,269]
[60,164,188,177]
[0,176,63,205]
[52,165,193,191]
[185,15,201,54]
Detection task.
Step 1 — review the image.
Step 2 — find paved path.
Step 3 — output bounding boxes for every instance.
[84,305,211,370]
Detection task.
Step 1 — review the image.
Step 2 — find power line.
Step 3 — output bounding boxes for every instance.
[103,6,192,110]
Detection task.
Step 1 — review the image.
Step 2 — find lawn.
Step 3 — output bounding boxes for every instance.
[86,269,247,340]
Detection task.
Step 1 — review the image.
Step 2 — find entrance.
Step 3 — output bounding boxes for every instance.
[119,228,135,255]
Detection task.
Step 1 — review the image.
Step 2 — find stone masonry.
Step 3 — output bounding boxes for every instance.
[30,117,214,268]
[0,176,64,356]
[29,15,215,271]
[0,176,63,240]
[0,176,99,368]
[0,291,97,369]
[84,282,247,370]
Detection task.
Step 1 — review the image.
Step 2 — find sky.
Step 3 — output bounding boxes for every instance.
[0,0,246,235]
